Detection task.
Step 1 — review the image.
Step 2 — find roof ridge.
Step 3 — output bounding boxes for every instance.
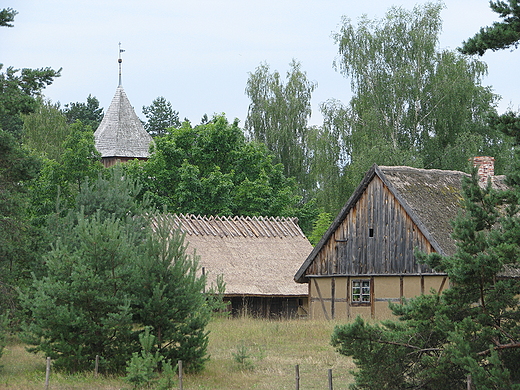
[169,213,305,238]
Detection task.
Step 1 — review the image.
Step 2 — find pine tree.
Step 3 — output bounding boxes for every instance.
[131,216,210,374]
[20,211,139,372]
[460,0,520,55]
[21,171,211,373]
[331,171,520,389]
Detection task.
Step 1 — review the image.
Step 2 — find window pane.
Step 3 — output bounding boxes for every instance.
[352,280,370,304]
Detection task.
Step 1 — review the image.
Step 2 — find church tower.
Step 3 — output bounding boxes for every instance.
[94,44,154,168]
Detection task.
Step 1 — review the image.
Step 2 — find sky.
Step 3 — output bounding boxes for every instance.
[2,1,519,126]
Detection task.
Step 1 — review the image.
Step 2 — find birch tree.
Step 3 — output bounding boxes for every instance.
[332,2,502,174]
[245,59,316,190]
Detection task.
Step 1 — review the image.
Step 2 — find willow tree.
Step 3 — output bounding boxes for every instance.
[331,2,503,181]
[245,59,317,192]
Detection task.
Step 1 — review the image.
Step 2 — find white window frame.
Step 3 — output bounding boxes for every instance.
[351,279,371,305]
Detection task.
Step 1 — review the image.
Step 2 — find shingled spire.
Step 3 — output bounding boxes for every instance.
[94,44,153,168]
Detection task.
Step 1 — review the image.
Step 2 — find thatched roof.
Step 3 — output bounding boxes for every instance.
[94,86,153,158]
[166,214,311,297]
[295,164,510,283]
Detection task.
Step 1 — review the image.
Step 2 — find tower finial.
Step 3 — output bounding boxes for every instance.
[118,42,125,86]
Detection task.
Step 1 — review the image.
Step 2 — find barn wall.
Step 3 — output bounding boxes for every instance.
[306,176,436,278]
[309,275,448,320]
[227,296,306,319]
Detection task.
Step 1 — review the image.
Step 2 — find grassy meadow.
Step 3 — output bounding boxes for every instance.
[0,317,355,389]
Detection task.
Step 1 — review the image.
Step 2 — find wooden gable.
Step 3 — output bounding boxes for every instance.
[307,174,436,277]
[295,164,446,283]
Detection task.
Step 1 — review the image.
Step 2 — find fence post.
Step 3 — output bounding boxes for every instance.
[295,364,300,390]
[328,368,333,390]
[94,355,99,377]
[44,357,51,390]
[178,360,183,390]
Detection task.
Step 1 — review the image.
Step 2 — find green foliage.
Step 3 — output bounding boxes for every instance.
[20,211,141,372]
[76,166,151,220]
[60,121,103,190]
[126,114,301,219]
[0,7,17,27]
[22,98,71,161]
[491,111,520,185]
[331,170,520,389]
[0,129,41,312]
[62,95,104,130]
[0,9,60,137]
[232,343,255,370]
[124,327,163,388]
[0,65,61,138]
[205,274,229,315]
[245,59,316,194]
[327,2,507,203]
[308,212,332,246]
[131,217,210,374]
[28,121,103,221]
[21,171,211,374]
[231,342,266,371]
[308,101,350,213]
[142,96,181,137]
[0,311,8,366]
[460,0,520,55]
[154,360,176,390]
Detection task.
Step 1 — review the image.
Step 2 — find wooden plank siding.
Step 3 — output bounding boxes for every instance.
[306,176,435,277]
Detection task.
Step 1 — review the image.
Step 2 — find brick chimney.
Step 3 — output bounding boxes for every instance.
[472,156,494,183]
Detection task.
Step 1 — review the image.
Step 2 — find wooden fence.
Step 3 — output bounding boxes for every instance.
[41,357,472,389]
[42,358,341,390]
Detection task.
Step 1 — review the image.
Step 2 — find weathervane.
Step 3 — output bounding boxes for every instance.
[118,42,125,86]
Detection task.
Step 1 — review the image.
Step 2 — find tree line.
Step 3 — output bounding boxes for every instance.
[1,0,520,387]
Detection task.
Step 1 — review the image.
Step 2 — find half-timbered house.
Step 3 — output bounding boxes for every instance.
[164,214,312,318]
[294,158,507,320]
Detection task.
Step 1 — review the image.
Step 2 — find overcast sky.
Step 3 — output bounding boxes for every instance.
[2,1,518,126]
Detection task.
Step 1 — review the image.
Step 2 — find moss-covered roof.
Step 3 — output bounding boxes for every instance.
[295,164,510,283]
[380,166,465,256]
[380,165,507,256]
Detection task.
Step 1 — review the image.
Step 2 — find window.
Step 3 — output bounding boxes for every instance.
[352,280,371,304]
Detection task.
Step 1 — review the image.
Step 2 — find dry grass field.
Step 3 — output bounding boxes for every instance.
[0,317,355,389]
